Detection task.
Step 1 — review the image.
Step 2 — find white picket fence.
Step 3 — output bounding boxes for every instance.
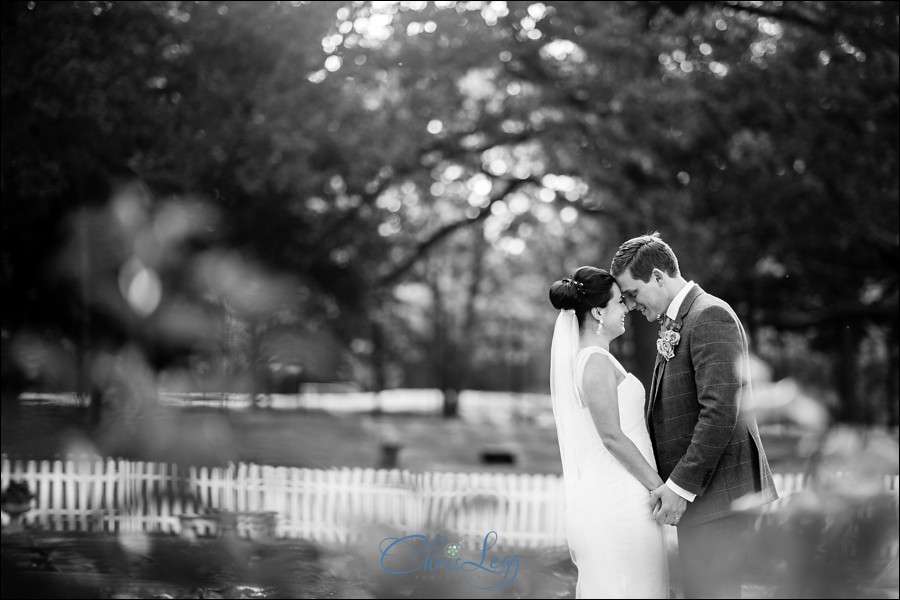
[0,456,567,548]
[1,456,897,555]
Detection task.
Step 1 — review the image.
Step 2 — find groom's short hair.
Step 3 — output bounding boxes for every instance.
[610,232,680,282]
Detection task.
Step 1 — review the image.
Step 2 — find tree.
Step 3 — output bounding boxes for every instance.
[3,1,896,423]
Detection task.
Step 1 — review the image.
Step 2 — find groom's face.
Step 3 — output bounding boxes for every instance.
[615,270,666,322]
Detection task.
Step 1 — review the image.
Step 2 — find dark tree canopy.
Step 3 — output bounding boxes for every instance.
[2,1,897,423]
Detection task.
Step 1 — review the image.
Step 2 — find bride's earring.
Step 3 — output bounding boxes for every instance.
[596,315,604,334]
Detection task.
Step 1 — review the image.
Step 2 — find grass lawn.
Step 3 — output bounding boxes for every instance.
[2,530,799,599]
[0,403,809,475]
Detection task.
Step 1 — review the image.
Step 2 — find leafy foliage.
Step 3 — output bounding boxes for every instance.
[1,1,896,421]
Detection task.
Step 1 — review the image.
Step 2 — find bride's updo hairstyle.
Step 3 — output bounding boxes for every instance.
[549,266,616,328]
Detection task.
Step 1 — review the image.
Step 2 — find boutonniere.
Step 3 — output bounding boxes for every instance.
[656,319,682,361]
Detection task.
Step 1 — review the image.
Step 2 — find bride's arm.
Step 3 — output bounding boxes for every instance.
[581,354,664,491]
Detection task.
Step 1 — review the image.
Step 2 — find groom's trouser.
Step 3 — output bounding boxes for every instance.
[677,513,756,599]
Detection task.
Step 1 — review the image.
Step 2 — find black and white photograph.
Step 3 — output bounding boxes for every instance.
[1,2,898,598]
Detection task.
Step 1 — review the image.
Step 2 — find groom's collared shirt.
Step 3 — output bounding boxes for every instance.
[665,280,695,323]
[662,280,698,503]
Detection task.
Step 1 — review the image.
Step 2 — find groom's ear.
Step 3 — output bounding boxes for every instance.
[651,268,665,285]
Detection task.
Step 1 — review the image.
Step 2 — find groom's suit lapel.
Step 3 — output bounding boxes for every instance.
[646,353,664,425]
[645,284,706,426]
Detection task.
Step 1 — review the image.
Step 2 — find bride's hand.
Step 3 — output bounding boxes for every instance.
[650,484,686,525]
[648,487,663,514]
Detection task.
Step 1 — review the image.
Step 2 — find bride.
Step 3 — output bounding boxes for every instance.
[549,266,668,599]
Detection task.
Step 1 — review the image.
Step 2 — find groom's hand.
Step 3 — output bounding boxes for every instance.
[650,484,687,526]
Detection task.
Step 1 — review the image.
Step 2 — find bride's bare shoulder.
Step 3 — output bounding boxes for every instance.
[581,350,625,387]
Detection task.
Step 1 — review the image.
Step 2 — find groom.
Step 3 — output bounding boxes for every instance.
[611,233,778,599]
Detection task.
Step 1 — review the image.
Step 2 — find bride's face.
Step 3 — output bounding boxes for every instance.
[603,283,628,338]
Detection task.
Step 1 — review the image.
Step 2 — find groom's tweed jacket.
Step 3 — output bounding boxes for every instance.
[647,285,778,528]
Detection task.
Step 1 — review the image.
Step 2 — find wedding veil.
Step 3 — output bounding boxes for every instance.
[549,309,588,532]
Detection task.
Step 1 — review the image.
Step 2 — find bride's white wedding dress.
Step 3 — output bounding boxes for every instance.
[557,346,669,599]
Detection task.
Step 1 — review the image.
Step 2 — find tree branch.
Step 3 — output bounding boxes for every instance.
[376,177,530,288]
[720,1,899,58]
[308,124,542,259]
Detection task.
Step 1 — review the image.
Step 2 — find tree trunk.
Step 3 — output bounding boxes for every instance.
[430,274,459,418]
[887,321,899,427]
[249,318,263,409]
[371,318,388,414]
[836,319,859,423]
[77,207,92,409]
[458,229,488,389]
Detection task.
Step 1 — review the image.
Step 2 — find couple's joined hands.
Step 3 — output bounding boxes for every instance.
[648,484,686,526]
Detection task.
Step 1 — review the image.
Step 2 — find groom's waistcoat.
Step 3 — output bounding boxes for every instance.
[646,285,778,527]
